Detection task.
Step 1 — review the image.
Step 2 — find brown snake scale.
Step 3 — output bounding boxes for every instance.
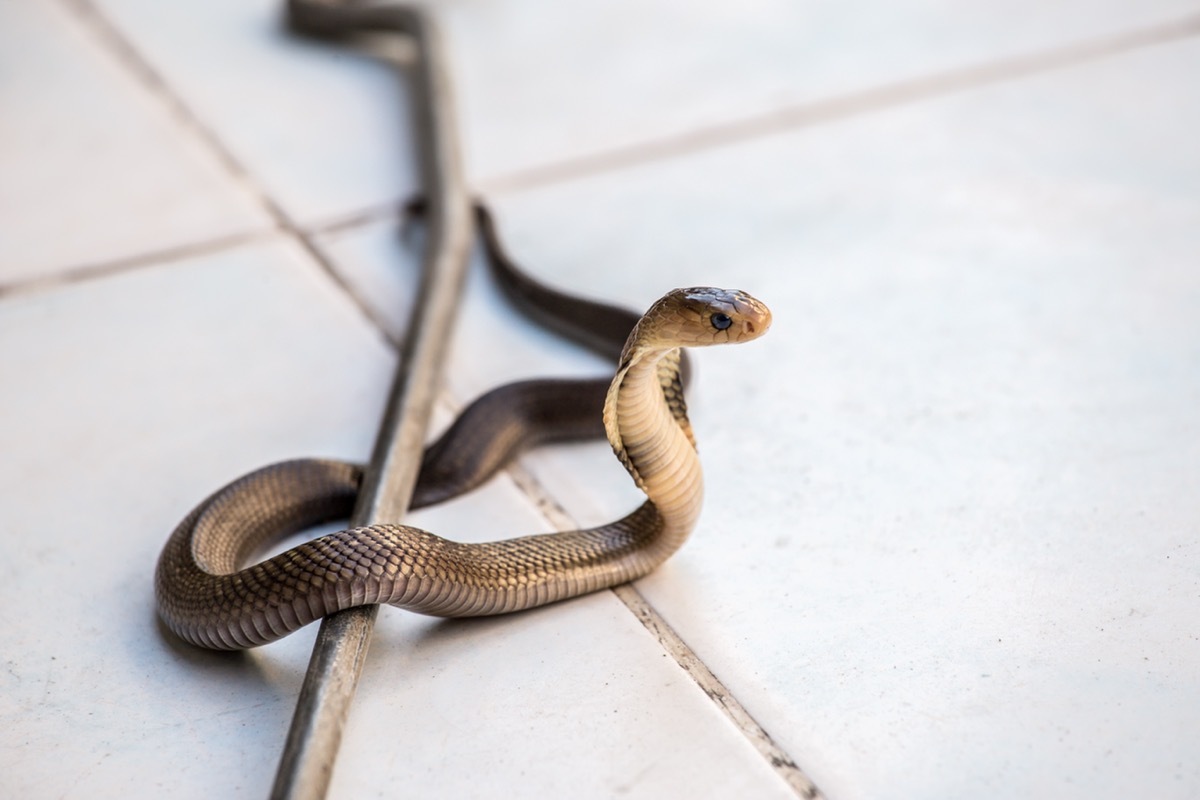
[156,235,771,649]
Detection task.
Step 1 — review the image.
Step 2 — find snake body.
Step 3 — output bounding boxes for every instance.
[155,214,771,649]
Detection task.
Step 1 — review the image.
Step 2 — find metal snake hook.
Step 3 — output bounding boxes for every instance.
[275,2,472,798]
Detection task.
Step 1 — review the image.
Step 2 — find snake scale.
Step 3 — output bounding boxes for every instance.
[155,205,771,649]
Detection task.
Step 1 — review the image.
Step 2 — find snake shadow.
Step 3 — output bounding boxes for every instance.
[388,595,594,659]
[146,606,312,695]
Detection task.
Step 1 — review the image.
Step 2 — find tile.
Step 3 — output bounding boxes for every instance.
[91,0,1197,218]
[0,239,393,797]
[0,239,792,796]
[310,215,420,345]
[461,38,1200,798]
[441,0,1200,180]
[93,0,420,225]
[336,559,795,800]
[0,1,272,285]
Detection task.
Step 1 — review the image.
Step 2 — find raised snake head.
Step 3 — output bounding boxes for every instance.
[636,287,773,351]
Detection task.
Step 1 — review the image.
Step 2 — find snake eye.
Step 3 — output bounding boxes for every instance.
[710,312,733,330]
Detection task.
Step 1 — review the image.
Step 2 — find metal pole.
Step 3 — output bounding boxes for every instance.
[272,4,473,798]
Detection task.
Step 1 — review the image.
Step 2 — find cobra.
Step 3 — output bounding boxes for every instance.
[155,262,771,650]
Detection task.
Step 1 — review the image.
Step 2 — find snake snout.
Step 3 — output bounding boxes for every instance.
[730,293,772,343]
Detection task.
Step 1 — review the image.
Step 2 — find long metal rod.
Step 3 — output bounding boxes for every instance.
[272,3,473,798]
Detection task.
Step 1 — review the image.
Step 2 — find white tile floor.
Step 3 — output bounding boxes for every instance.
[2,1,1198,798]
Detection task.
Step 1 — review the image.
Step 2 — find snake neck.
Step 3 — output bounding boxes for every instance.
[603,345,704,547]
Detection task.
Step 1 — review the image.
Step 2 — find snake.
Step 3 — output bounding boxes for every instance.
[155,206,772,649]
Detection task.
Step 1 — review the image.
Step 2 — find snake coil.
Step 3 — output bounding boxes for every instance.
[155,207,771,649]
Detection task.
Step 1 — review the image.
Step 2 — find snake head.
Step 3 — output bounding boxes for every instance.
[644,287,772,348]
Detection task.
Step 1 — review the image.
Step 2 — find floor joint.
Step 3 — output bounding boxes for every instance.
[61,0,399,350]
[506,460,824,799]
[480,11,1200,194]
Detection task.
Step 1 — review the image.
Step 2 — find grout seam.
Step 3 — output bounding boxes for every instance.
[478,11,1200,194]
[611,584,824,800]
[59,0,398,350]
[309,202,410,237]
[0,229,276,300]
[504,461,824,799]
[59,0,279,217]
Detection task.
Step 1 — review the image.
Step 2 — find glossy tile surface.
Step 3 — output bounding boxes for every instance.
[93,0,420,225]
[440,0,1200,180]
[93,0,1200,204]
[482,36,1200,800]
[3,1,1198,798]
[0,1,272,284]
[0,241,391,797]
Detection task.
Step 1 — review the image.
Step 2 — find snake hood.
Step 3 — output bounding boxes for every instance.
[603,285,771,516]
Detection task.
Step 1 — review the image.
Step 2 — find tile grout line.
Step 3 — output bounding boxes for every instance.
[0,200,407,303]
[503,463,824,800]
[311,202,411,237]
[59,0,399,348]
[611,584,823,800]
[0,229,277,300]
[233,9,1200,210]
[478,11,1200,194]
